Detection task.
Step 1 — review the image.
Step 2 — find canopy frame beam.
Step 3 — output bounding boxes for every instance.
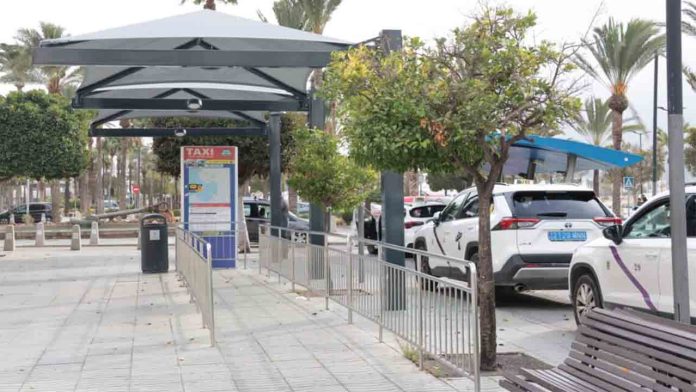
[89,127,267,138]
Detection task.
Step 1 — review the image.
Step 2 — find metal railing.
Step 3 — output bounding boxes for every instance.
[258,224,480,390]
[175,227,215,346]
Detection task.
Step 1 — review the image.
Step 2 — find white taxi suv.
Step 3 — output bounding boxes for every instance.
[569,186,696,324]
[414,184,618,292]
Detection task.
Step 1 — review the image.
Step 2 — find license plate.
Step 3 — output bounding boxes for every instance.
[548,231,587,242]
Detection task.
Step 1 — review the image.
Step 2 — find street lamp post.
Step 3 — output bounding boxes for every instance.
[652,53,659,196]
[666,0,690,324]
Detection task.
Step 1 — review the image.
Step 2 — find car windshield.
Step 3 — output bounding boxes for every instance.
[510,191,610,219]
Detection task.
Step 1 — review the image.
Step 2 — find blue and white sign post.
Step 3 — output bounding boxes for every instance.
[181,146,238,268]
[623,176,635,190]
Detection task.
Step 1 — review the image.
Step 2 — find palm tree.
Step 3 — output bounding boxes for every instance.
[575,18,664,215]
[0,44,38,91]
[573,98,613,194]
[180,0,236,10]
[258,0,308,30]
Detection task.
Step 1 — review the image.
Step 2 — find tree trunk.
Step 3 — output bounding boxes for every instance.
[593,169,600,196]
[50,180,61,222]
[288,186,298,213]
[611,110,623,216]
[475,182,497,371]
[38,180,45,201]
[63,178,71,215]
[118,139,128,209]
[404,171,419,196]
[95,138,104,214]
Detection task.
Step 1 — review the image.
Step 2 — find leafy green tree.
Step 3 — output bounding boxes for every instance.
[258,0,308,30]
[180,0,236,10]
[683,125,696,176]
[575,18,664,215]
[151,116,299,181]
[427,171,470,194]
[323,7,580,369]
[0,91,89,190]
[288,128,377,228]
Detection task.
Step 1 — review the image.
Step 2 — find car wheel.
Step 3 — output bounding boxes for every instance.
[415,242,437,291]
[573,274,602,325]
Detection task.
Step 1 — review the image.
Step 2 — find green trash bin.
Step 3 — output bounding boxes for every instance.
[140,214,169,273]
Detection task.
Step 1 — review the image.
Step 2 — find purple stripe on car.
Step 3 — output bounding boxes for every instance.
[609,245,658,312]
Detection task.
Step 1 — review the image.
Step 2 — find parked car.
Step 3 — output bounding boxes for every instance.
[413,184,618,292]
[243,198,310,242]
[569,186,696,324]
[0,203,53,224]
[104,200,119,212]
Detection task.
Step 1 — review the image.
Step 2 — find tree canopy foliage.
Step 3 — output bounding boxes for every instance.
[0,90,90,181]
[151,115,302,182]
[287,128,376,212]
[322,6,581,369]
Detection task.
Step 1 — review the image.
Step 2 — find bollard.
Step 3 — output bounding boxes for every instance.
[89,221,100,245]
[71,224,81,251]
[9,213,14,225]
[4,225,15,252]
[35,222,45,247]
[40,213,46,223]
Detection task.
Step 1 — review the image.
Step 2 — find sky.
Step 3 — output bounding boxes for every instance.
[1,0,695,147]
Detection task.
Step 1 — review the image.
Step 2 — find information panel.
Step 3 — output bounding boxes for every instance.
[181,146,238,268]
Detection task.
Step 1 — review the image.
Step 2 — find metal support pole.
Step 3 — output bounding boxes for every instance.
[269,113,282,237]
[291,230,296,292]
[652,53,659,196]
[378,241,384,343]
[416,253,424,370]
[207,243,215,347]
[666,0,690,324]
[324,233,330,310]
[347,236,353,324]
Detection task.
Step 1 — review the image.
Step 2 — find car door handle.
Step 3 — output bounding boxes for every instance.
[646,252,659,259]
[455,232,462,242]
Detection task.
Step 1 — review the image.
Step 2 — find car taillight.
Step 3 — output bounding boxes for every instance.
[404,221,424,229]
[492,217,540,230]
[593,217,622,227]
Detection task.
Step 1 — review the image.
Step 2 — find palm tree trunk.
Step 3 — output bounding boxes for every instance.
[611,110,623,216]
[288,186,298,213]
[593,169,600,196]
[118,139,128,210]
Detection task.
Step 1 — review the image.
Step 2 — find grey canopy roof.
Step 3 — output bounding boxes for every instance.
[34,10,351,67]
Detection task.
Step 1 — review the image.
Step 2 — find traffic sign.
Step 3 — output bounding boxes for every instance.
[132,185,141,194]
[623,176,634,190]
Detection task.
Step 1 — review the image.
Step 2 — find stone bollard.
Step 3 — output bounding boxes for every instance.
[9,213,14,225]
[41,213,46,223]
[71,225,82,251]
[4,225,15,252]
[89,221,100,245]
[35,222,46,247]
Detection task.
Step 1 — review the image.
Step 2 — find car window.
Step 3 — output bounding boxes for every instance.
[30,204,44,212]
[409,205,445,218]
[440,193,468,222]
[509,191,609,219]
[243,203,252,218]
[688,196,696,238]
[624,201,671,239]
[457,196,480,219]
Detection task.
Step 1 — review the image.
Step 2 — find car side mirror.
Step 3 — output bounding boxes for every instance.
[432,211,441,225]
[603,225,624,245]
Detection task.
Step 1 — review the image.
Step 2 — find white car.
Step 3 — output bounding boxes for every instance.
[569,186,696,324]
[414,184,618,292]
[405,202,446,250]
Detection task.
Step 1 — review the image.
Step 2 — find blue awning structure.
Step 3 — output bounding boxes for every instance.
[502,135,643,178]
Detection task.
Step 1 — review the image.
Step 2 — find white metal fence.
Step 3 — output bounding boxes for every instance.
[258,225,481,390]
[175,227,215,346]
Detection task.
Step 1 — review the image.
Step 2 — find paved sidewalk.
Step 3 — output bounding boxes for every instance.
[0,247,494,392]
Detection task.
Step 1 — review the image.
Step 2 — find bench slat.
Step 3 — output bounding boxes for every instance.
[573,338,696,390]
[547,368,609,392]
[558,362,630,392]
[501,372,552,392]
[582,317,696,362]
[564,358,645,391]
[568,349,674,392]
[500,379,535,392]
[579,325,696,376]
[521,368,593,392]
[588,311,696,353]
[612,308,696,336]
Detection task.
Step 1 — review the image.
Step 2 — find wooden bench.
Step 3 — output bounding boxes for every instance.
[500,308,696,392]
